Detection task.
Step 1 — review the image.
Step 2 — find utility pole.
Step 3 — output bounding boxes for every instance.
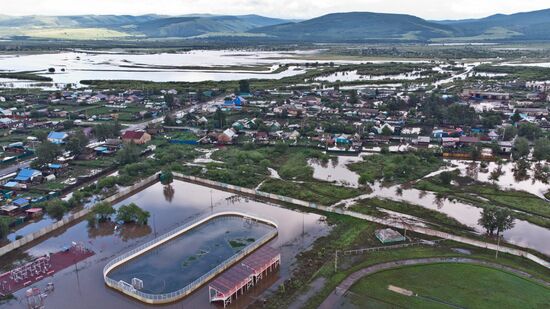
[210,190,213,212]
[334,250,339,273]
[495,234,501,259]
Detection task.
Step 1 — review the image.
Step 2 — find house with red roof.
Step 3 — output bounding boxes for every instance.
[121,130,151,145]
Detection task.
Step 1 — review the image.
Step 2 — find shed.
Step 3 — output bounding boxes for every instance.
[26,208,43,219]
[375,228,406,244]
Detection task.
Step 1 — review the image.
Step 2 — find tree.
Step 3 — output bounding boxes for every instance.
[164,114,177,126]
[164,93,176,110]
[439,171,453,186]
[470,145,481,162]
[116,203,150,225]
[117,143,141,165]
[213,108,226,129]
[489,166,504,183]
[66,130,89,156]
[494,208,515,236]
[0,217,10,240]
[239,80,250,94]
[348,90,358,104]
[501,125,517,141]
[479,207,515,236]
[92,202,115,222]
[94,122,121,140]
[44,200,67,220]
[478,207,498,235]
[160,170,174,185]
[513,159,530,180]
[533,138,550,161]
[517,123,542,141]
[512,137,529,160]
[533,163,550,184]
[510,112,521,124]
[381,126,393,136]
[32,141,61,168]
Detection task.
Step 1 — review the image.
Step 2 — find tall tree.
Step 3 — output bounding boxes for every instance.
[533,138,550,161]
[214,108,226,129]
[239,80,250,94]
[32,141,61,168]
[66,130,89,156]
[512,137,530,160]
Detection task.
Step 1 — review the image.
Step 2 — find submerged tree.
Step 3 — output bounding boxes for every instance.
[92,202,115,222]
[478,207,515,236]
[116,203,150,225]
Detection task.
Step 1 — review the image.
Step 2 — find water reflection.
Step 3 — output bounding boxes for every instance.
[1,180,329,309]
[163,184,175,202]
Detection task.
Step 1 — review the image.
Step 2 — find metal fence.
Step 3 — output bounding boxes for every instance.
[103,211,278,304]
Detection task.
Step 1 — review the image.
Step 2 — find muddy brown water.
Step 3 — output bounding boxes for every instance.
[1,180,329,309]
[309,156,550,256]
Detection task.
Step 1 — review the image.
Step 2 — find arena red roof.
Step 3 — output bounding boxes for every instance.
[209,246,280,297]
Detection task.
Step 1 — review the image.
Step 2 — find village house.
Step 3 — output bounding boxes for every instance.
[121,130,152,144]
[47,131,68,144]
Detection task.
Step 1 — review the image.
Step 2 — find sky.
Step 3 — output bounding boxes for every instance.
[2,0,550,20]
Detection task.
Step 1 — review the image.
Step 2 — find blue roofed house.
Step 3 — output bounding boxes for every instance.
[13,198,30,210]
[47,131,68,144]
[14,168,42,183]
[223,96,245,109]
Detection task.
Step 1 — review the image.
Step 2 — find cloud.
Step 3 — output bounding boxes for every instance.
[3,0,550,20]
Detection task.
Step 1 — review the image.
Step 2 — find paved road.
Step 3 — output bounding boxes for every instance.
[0,158,34,178]
[318,257,550,309]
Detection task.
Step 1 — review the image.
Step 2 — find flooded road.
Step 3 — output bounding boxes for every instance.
[1,180,329,309]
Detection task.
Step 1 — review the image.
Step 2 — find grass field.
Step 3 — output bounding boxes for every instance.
[348,263,550,309]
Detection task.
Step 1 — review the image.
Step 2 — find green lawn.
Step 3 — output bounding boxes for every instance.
[349,263,550,309]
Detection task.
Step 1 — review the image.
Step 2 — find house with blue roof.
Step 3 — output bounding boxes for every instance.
[13,198,30,209]
[223,96,245,109]
[14,168,42,183]
[47,131,68,144]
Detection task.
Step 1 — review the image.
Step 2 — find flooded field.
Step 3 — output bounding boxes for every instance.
[0,180,329,309]
[0,49,432,87]
[315,70,425,82]
[450,160,550,199]
[309,155,550,255]
[309,155,362,187]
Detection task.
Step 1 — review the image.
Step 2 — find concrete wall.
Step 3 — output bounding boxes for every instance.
[0,173,160,257]
[175,174,549,269]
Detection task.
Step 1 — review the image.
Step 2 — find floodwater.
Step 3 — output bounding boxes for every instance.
[450,161,550,199]
[0,50,430,87]
[1,180,329,309]
[315,70,425,82]
[307,155,550,255]
[309,155,362,187]
[107,215,275,295]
